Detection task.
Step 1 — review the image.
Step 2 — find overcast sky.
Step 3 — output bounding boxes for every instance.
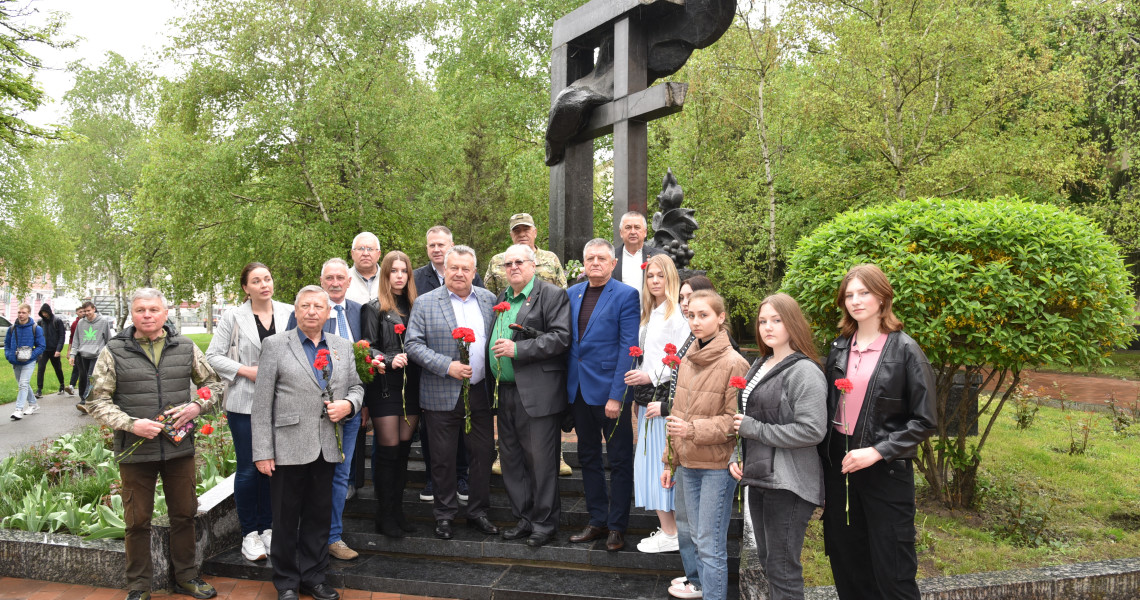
[24,0,183,128]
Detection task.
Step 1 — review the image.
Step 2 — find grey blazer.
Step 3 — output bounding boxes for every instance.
[206,299,295,414]
[405,284,496,412]
[251,330,364,466]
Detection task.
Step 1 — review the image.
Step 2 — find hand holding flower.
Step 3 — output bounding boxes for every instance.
[732,413,744,433]
[728,462,743,481]
[491,338,516,358]
[448,361,473,380]
[645,401,662,419]
[623,369,651,386]
[841,446,883,474]
[391,353,408,369]
[665,415,694,440]
[324,399,352,423]
[131,418,164,439]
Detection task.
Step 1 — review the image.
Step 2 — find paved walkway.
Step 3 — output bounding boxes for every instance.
[0,389,90,458]
[0,577,454,600]
[1019,371,1140,408]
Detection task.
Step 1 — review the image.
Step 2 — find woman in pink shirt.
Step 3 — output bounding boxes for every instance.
[820,264,936,600]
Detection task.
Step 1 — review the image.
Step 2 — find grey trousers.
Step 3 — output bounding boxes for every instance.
[496,382,561,534]
[748,487,816,600]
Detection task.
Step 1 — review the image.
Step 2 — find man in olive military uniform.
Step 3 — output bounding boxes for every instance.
[483,213,567,296]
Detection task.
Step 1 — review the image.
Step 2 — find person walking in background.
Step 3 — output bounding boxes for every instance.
[65,308,84,395]
[489,244,571,548]
[566,238,640,552]
[730,294,827,600]
[70,300,114,412]
[252,286,363,600]
[206,262,294,563]
[86,288,223,600]
[626,254,689,554]
[362,250,421,537]
[34,303,67,398]
[820,264,936,600]
[6,303,46,420]
[661,290,749,600]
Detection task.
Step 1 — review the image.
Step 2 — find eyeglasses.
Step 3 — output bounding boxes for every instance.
[501,259,532,269]
[353,247,379,254]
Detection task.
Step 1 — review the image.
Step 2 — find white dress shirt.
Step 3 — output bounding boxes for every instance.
[622,245,645,298]
[638,302,691,386]
[449,289,487,384]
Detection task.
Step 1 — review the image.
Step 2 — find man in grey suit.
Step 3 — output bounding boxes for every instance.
[253,286,364,600]
[489,244,571,548]
[405,245,499,540]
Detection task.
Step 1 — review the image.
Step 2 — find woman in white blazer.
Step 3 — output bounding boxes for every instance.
[206,262,295,562]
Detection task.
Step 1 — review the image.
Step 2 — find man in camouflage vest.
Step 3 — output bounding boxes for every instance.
[483,213,567,296]
[88,288,223,600]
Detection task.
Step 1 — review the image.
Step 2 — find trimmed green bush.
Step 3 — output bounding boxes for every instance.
[783,197,1136,508]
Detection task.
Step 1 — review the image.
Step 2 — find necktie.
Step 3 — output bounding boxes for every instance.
[334,305,349,339]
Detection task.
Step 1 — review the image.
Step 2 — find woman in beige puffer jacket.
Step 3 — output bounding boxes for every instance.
[662,290,749,600]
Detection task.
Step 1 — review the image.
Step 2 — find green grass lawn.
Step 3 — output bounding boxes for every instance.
[801,400,1140,586]
[1039,349,1140,378]
[2,334,214,405]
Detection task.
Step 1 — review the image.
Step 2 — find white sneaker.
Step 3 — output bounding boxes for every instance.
[637,527,679,553]
[669,582,703,599]
[670,576,687,588]
[23,405,39,415]
[9,409,23,420]
[241,531,267,561]
[260,529,272,556]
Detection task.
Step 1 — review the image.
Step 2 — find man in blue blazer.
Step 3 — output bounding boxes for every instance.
[566,238,641,551]
[405,245,499,541]
[286,257,378,561]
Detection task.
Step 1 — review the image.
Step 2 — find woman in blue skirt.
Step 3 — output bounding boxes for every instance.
[626,254,690,553]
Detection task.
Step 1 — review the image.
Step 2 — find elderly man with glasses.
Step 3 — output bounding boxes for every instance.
[346,232,382,305]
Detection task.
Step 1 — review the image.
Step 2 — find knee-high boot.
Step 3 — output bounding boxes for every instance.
[374,445,404,537]
[395,439,415,532]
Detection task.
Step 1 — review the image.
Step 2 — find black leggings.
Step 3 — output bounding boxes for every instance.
[37,353,65,390]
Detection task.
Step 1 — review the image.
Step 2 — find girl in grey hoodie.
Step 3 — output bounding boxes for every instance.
[730,293,827,600]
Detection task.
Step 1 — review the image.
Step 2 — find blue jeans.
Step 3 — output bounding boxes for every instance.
[674,468,701,590]
[329,410,361,544]
[678,466,738,600]
[228,412,272,536]
[13,362,36,410]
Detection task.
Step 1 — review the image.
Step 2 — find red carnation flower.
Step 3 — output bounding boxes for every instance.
[664,343,677,355]
[464,332,476,343]
[835,378,854,394]
[729,376,747,389]
[317,348,330,357]
[313,356,329,371]
[394,324,406,335]
[196,387,212,400]
[493,301,511,313]
[200,424,215,435]
[629,346,643,357]
[452,328,465,340]
[640,262,648,270]
[663,354,682,369]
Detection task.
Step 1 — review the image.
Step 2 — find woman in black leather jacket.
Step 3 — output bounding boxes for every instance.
[820,264,936,600]
[362,250,422,537]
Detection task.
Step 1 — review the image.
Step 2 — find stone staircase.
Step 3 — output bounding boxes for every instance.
[203,436,742,599]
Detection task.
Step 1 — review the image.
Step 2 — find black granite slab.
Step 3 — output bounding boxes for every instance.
[491,565,664,600]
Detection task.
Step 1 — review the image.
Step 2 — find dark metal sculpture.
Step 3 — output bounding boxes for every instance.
[648,169,698,269]
[545,0,737,166]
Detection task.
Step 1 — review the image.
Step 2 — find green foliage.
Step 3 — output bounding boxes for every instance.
[782,197,1137,507]
[0,418,234,539]
[0,0,73,147]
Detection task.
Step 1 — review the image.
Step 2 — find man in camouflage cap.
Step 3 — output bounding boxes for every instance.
[484,213,567,296]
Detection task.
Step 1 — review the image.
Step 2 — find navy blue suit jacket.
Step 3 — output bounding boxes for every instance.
[566,278,640,406]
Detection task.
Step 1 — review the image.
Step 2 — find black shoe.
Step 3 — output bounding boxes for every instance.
[174,577,217,598]
[34,389,42,399]
[569,525,608,543]
[501,526,532,541]
[527,531,555,548]
[435,519,453,539]
[299,582,339,600]
[276,591,298,600]
[468,515,499,535]
[125,591,151,600]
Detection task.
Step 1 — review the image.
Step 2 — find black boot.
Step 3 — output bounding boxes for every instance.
[395,440,415,532]
[374,445,404,537]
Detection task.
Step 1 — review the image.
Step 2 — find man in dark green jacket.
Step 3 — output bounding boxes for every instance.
[88,288,223,600]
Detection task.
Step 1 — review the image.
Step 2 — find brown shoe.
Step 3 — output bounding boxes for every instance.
[328,540,358,560]
[569,525,607,543]
[605,530,625,552]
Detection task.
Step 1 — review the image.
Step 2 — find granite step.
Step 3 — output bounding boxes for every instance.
[204,546,740,600]
[361,438,610,470]
[345,487,744,536]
